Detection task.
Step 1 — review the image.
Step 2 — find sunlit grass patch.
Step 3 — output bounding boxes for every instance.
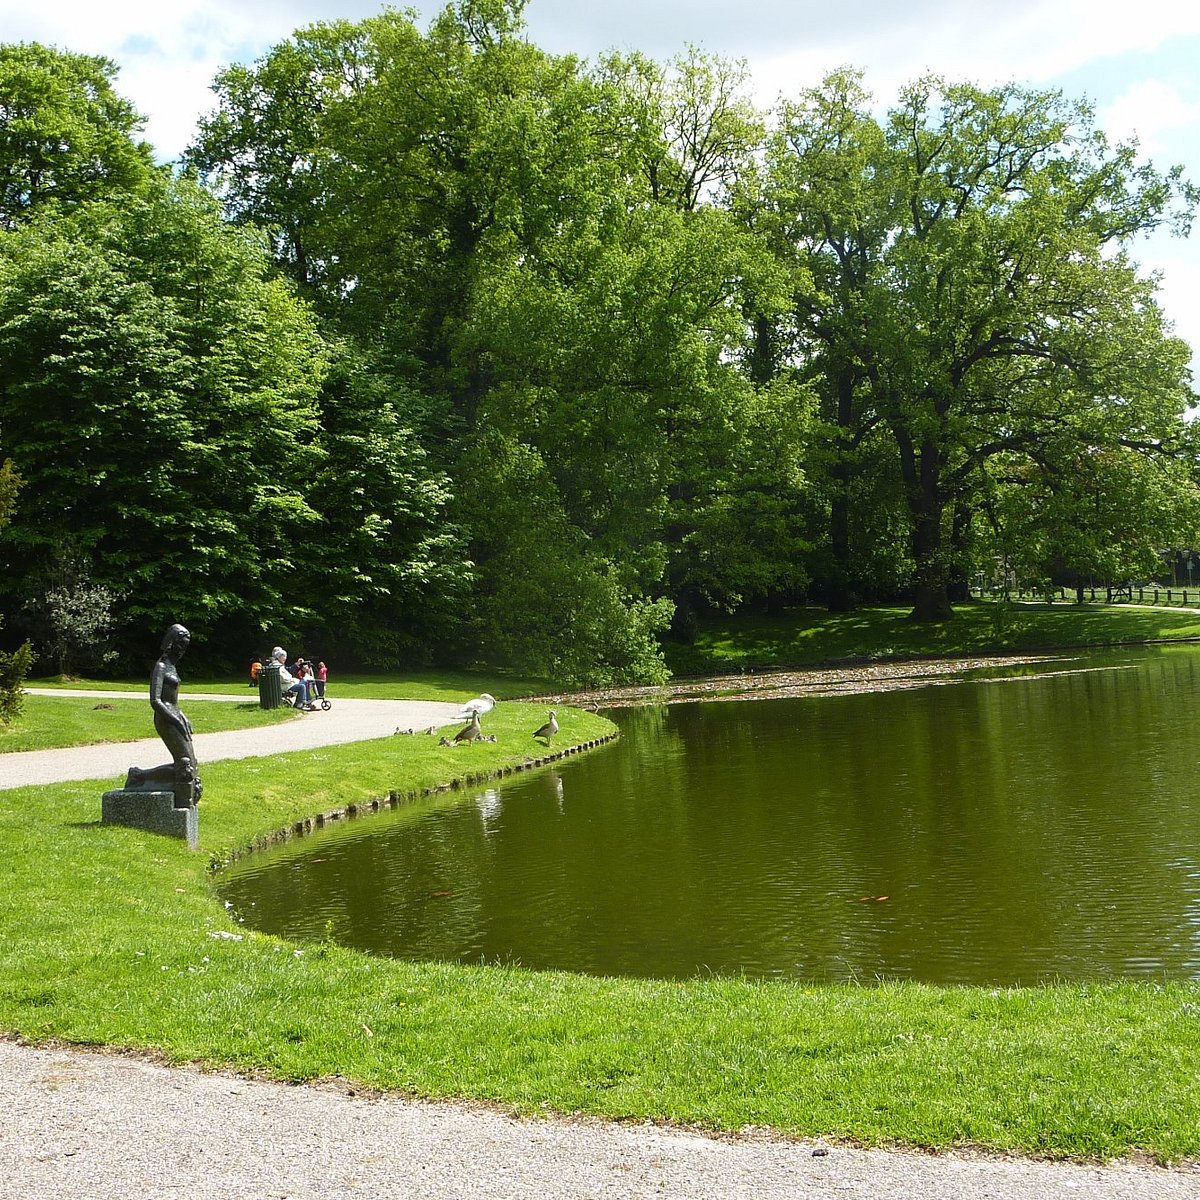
[0,694,296,753]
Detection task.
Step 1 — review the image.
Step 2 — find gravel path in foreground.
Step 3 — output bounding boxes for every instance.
[2,1042,1197,1200]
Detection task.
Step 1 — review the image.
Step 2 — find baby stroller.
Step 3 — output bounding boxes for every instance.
[298,658,331,711]
[312,659,332,710]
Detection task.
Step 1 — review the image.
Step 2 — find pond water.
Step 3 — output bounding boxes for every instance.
[218,648,1200,985]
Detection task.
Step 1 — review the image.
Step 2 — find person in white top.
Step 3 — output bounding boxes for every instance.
[272,648,311,709]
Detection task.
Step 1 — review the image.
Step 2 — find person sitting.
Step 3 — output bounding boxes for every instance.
[273,648,312,709]
[295,658,320,710]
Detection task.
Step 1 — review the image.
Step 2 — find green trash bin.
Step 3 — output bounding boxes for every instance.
[258,660,282,709]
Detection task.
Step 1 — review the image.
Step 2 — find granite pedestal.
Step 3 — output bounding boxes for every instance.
[102,789,199,850]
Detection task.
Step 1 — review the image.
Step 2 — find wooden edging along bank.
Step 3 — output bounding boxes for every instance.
[213,732,620,870]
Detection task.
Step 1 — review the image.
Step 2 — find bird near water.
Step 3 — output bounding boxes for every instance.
[456,693,496,720]
[454,711,483,744]
[533,710,559,745]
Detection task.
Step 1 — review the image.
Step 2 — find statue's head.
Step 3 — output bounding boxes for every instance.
[161,623,191,655]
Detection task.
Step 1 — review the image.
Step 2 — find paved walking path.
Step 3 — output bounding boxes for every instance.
[0,689,463,791]
[3,689,1198,1198]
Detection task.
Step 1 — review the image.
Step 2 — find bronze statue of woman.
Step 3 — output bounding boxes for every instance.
[125,623,202,807]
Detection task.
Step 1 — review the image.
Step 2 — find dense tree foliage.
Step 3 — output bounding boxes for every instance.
[0,38,467,672]
[1,10,1197,681]
[0,443,30,714]
[0,177,328,661]
[0,42,157,228]
[305,344,468,665]
[759,71,1199,619]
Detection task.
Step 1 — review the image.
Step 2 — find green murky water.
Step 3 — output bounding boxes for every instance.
[218,648,1200,984]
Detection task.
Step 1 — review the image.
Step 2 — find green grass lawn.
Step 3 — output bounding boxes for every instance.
[664,601,1200,676]
[4,650,1200,1161]
[0,694,296,753]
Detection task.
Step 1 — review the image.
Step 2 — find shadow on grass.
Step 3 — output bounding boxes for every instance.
[663,602,1200,675]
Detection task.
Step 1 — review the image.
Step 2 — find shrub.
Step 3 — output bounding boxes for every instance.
[0,638,33,724]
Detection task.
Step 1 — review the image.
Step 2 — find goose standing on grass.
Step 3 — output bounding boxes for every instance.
[533,710,559,746]
[457,692,497,721]
[454,710,483,745]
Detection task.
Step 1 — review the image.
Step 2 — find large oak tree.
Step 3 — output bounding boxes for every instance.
[761,73,1198,619]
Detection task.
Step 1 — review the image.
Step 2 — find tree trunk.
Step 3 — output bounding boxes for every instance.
[903,432,953,621]
[946,499,972,602]
[746,312,777,387]
[911,577,954,620]
[827,486,854,611]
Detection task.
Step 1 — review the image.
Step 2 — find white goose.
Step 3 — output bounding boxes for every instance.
[456,692,497,720]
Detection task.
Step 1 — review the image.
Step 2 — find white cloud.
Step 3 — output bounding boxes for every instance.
[1143,246,1200,384]
[1100,80,1200,156]
[8,1,1200,147]
[4,3,253,158]
[750,0,1200,107]
[118,56,223,162]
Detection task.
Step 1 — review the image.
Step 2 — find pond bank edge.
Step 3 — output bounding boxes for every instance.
[211,731,620,871]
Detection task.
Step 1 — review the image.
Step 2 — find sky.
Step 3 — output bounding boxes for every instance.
[3,0,1199,377]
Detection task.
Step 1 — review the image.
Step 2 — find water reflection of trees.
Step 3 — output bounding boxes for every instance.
[223,652,1200,982]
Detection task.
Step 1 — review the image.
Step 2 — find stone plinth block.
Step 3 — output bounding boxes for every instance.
[102,789,198,850]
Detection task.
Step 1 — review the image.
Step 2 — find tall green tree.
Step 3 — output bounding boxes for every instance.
[761,74,1199,619]
[186,22,371,294]
[449,42,811,619]
[189,4,809,675]
[188,0,574,389]
[0,175,328,662]
[0,43,156,228]
[758,70,899,610]
[883,79,1196,617]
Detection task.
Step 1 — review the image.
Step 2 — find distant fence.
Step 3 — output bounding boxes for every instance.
[972,583,1200,609]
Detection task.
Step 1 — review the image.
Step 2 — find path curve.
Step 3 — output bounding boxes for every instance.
[0,690,463,790]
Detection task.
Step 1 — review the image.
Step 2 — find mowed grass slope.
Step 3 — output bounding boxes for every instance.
[2,750,1197,1160]
[665,602,1200,675]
